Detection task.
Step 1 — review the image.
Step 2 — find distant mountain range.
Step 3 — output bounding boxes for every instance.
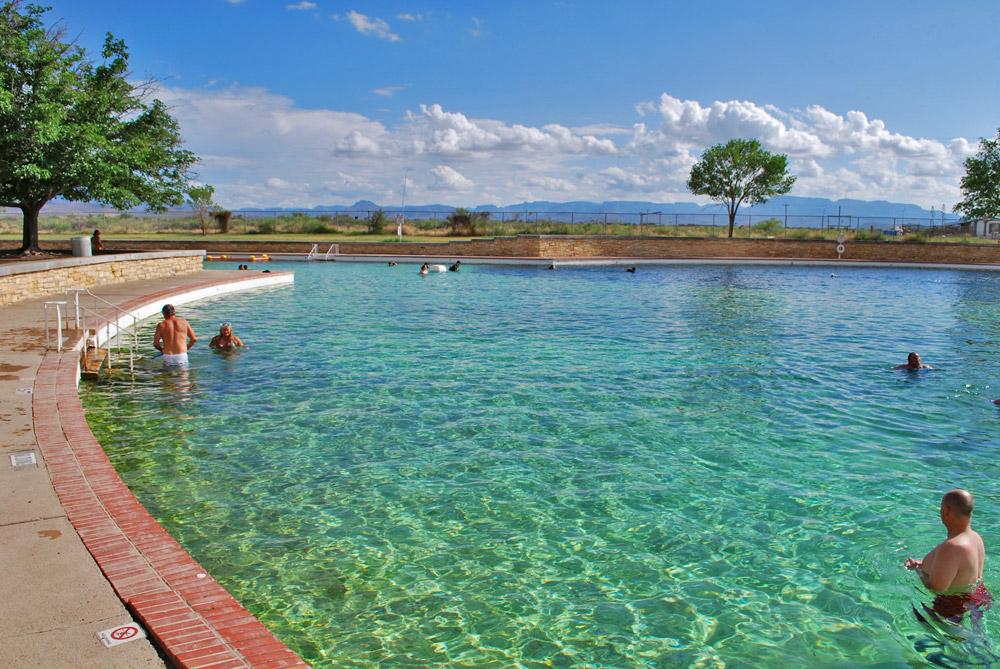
[33,195,958,222]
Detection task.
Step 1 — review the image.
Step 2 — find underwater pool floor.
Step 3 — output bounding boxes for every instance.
[82,262,1000,667]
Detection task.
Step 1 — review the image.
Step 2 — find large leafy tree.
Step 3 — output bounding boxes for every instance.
[954,129,1000,222]
[0,2,196,253]
[687,138,796,238]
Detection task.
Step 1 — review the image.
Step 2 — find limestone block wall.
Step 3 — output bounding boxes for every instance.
[13,236,1000,265]
[531,236,1000,264]
[0,252,204,307]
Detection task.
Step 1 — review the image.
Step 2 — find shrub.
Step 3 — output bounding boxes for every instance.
[753,217,784,236]
[253,218,277,234]
[854,229,885,241]
[304,218,336,234]
[213,210,232,233]
[447,208,490,236]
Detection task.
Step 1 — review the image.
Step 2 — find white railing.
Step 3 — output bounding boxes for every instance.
[44,301,68,352]
[44,289,143,374]
[306,243,338,261]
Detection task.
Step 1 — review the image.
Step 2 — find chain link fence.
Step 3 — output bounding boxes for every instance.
[0,206,971,238]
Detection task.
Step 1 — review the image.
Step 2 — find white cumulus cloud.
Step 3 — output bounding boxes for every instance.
[373,85,405,97]
[150,82,978,209]
[346,10,400,41]
[429,165,474,191]
[523,176,576,192]
[631,92,974,203]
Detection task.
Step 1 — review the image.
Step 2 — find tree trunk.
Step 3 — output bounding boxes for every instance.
[19,204,43,254]
[727,210,736,238]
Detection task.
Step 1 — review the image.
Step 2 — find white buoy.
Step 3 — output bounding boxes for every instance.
[429,264,447,272]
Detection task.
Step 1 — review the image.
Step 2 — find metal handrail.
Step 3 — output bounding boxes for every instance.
[45,289,143,374]
[44,301,67,352]
[306,243,338,261]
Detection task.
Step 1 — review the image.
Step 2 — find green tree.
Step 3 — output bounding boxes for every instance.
[686,138,796,238]
[187,184,216,235]
[954,129,1000,222]
[367,208,387,234]
[0,2,196,253]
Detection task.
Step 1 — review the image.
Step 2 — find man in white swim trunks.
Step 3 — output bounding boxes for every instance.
[153,304,197,366]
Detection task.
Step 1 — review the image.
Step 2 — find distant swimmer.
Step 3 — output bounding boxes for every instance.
[546,264,555,270]
[419,263,429,275]
[894,352,933,370]
[626,266,636,273]
[449,260,461,272]
[905,489,990,619]
[388,261,397,266]
[153,304,196,366]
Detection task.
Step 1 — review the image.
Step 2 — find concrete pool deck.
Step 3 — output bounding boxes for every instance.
[0,268,306,668]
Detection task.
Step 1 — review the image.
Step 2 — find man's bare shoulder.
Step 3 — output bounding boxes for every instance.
[940,533,981,559]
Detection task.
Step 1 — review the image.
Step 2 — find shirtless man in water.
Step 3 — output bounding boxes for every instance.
[905,489,989,617]
[894,352,933,370]
[153,304,197,366]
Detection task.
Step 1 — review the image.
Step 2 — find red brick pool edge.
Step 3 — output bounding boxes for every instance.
[32,275,308,669]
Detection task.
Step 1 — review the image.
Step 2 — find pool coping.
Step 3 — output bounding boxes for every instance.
[32,270,309,669]
[207,252,1000,272]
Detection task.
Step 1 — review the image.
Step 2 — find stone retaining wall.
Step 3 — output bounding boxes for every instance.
[0,252,204,307]
[43,235,1000,264]
[10,235,1000,266]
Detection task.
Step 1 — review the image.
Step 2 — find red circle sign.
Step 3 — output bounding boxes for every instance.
[110,625,138,640]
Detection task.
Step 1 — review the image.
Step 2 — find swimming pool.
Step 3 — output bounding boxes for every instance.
[81,261,1000,666]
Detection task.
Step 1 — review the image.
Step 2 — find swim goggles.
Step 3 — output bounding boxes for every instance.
[220,322,231,328]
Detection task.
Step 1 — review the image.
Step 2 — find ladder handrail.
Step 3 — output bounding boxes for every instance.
[46,288,144,374]
[324,243,338,260]
[44,301,67,352]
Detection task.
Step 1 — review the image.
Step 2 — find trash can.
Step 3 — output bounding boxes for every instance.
[71,236,92,257]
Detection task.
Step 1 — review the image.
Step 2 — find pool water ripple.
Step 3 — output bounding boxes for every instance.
[81,262,1000,667]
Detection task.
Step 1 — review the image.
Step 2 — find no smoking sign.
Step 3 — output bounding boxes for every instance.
[97,622,147,648]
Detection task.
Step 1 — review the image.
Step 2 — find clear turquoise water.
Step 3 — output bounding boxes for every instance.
[81,261,1000,667]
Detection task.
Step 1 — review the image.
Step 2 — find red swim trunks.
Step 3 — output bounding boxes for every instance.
[932,582,992,619]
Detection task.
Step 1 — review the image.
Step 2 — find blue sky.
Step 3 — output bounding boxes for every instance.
[43,1,1000,210]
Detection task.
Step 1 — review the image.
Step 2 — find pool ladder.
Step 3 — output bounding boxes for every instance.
[306,243,339,261]
[44,289,141,376]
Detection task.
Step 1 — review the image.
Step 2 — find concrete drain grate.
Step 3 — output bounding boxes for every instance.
[10,451,37,468]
